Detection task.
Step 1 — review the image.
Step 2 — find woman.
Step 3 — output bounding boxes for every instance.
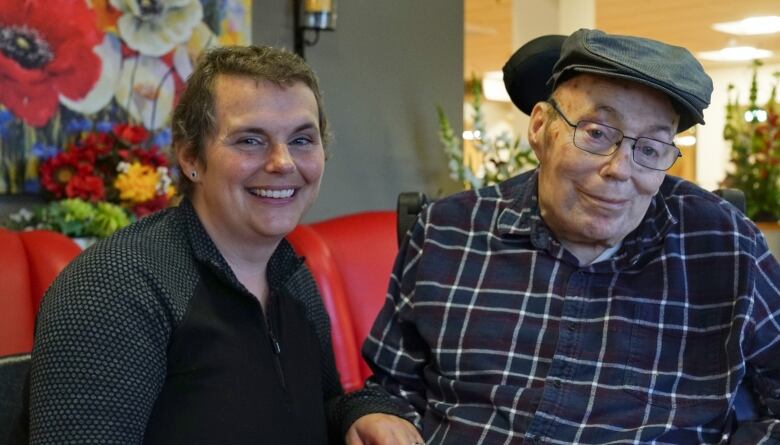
[23,45,418,445]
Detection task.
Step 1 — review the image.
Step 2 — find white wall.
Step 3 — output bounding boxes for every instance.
[697,62,780,190]
[500,0,595,149]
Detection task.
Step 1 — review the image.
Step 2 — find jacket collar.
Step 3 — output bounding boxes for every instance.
[176,198,304,293]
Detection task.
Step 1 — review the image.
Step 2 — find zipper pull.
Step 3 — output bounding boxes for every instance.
[269,329,281,354]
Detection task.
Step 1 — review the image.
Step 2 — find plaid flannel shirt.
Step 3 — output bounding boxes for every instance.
[361,171,780,444]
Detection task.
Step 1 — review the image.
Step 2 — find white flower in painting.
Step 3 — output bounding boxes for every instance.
[114,55,175,130]
[60,34,122,114]
[110,0,204,57]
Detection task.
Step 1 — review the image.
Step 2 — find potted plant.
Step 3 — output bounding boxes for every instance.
[437,78,537,189]
[722,61,780,222]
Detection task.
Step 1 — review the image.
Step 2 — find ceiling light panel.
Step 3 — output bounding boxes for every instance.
[712,16,780,36]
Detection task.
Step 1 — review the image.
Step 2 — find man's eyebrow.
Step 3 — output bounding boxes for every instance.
[590,104,675,136]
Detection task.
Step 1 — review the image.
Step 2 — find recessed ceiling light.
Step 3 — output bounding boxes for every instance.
[712,16,780,35]
[698,46,773,62]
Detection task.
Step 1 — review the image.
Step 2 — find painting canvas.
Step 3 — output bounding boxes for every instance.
[0,0,252,195]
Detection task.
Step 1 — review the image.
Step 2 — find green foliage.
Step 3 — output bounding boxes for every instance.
[722,60,780,221]
[2,198,132,238]
[437,78,537,189]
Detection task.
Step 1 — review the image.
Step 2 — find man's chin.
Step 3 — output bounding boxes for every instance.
[576,219,630,246]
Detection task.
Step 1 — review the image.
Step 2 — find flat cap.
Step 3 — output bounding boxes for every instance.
[504,29,713,132]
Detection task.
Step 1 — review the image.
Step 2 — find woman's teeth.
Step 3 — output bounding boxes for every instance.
[250,188,295,198]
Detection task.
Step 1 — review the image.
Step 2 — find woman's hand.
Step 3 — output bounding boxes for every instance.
[346,413,424,445]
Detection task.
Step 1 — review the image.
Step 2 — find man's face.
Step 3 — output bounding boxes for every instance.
[528,74,678,254]
[183,75,325,249]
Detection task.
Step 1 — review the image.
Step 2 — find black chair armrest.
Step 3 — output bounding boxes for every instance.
[396,192,429,246]
[712,188,746,214]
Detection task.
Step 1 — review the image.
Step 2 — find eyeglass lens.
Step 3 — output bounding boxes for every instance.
[572,122,678,171]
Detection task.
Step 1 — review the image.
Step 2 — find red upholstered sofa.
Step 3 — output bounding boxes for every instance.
[287,210,397,392]
[0,228,82,357]
[0,211,398,393]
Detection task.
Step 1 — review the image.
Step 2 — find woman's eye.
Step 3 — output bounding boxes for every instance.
[290,136,315,147]
[238,137,263,146]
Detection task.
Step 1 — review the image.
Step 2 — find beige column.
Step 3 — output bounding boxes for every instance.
[511,0,595,49]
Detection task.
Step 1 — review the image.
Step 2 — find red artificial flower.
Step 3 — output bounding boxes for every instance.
[65,174,105,202]
[39,147,102,199]
[113,123,149,145]
[0,0,103,127]
[129,146,169,168]
[80,132,116,156]
[39,151,81,197]
[130,194,171,218]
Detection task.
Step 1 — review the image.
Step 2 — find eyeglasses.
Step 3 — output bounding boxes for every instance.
[547,100,681,171]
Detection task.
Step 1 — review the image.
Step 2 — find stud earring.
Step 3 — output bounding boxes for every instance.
[190,171,197,179]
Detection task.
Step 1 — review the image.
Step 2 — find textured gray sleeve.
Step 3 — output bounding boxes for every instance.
[28,245,175,445]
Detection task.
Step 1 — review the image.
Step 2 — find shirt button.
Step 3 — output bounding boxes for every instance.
[553,379,562,388]
[567,323,576,332]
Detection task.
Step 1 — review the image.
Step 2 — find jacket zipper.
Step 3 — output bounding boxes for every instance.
[267,325,287,391]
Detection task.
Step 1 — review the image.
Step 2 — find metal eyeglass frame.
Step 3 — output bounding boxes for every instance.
[546,99,681,171]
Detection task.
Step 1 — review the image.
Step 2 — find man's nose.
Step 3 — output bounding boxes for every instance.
[601,138,634,180]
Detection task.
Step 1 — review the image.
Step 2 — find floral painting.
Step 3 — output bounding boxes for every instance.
[0,0,252,195]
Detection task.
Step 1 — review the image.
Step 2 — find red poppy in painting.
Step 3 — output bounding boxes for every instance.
[0,0,103,127]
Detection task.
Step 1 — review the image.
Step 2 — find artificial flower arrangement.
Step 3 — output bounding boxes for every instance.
[722,61,780,222]
[437,78,537,189]
[3,123,175,238]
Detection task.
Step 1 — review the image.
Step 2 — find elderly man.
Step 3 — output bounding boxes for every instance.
[344,29,780,444]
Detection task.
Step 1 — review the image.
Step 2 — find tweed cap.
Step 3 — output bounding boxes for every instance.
[504,28,713,132]
[551,29,713,131]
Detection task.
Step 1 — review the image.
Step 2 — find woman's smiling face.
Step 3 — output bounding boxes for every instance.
[183,75,325,248]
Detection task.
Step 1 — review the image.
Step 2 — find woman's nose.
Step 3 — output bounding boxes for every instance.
[265,143,296,173]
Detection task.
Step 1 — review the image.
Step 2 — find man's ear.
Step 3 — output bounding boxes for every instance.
[527,101,550,160]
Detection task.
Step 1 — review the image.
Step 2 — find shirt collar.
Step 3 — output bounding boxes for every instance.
[495,170,678,269]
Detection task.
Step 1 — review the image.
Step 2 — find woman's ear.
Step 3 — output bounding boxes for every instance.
[175,143,199,181]
[527,101,550,160]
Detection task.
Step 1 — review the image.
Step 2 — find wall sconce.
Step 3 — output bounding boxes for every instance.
[293,0,337,58]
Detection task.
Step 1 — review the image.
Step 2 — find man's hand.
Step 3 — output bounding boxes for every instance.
[346,413,424,445]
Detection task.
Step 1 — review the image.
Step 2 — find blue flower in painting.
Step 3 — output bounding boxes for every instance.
[152,128,172,147]
[65,117,93,134]
[0,108,13,138]
[0,109,13,125]
[96,120,114,133]
[31,142,60,160]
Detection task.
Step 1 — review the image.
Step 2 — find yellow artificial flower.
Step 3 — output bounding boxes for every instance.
[114,162,159,204]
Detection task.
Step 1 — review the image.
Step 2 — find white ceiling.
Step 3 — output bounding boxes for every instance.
[465,0,780,77]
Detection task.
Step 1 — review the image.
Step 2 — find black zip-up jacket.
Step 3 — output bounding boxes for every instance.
[21,199,402,444]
